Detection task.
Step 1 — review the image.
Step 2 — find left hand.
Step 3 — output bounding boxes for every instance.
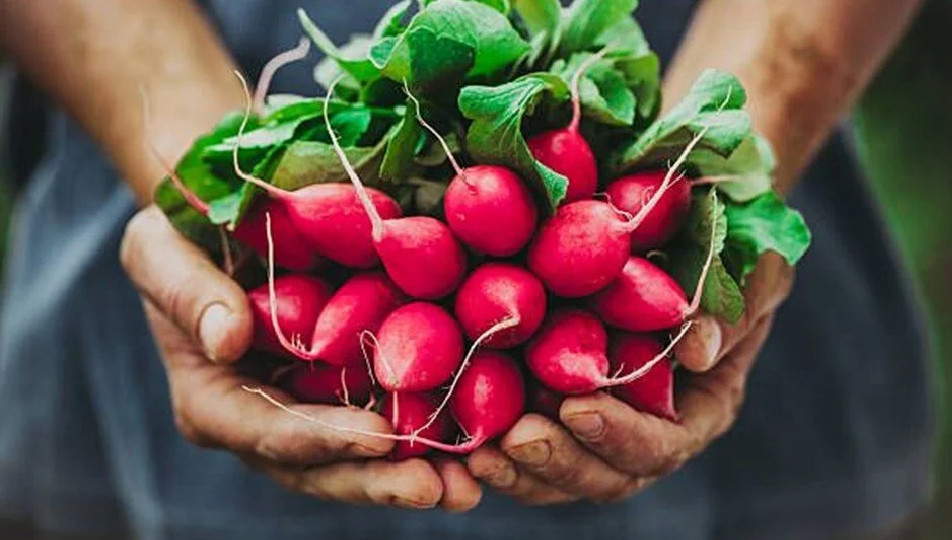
[468,253,794,504]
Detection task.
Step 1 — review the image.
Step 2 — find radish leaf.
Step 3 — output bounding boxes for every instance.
[559,0,640,55]
[723,191,812,283]
[459,73,570,211]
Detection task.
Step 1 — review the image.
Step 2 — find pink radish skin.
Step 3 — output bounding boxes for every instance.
[381,392,452,460]
[373,302,463,392]
[443,165,538,257]
[609,334,678,421]
[282,362,373,407]
[528,130,598,203]
[525,308,691,395]
[234,199,326,271]
[527,200,631,298]
[449,351,525,448]
[590,256,690,332]
[528,383,566,421]
[247,275,332,357]
[373,216,468,299]
[526,50,606,203]
[453,263,547,348]
[606,170,692,252]
[307,272,407,365]
[525,309,610,394]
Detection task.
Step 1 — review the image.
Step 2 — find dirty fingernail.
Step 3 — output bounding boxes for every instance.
[199,303,232,362]
[508,441,551,466]
[564,413,605,440]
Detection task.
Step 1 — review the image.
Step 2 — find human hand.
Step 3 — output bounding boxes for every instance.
[468,253,793,504]
[120,206,481,511]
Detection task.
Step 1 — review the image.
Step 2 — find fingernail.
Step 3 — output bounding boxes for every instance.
[701,317,722,366]
[199,303,232,362]
[508,440,551,466]
[564,413,604,440]
[485,460,517,488]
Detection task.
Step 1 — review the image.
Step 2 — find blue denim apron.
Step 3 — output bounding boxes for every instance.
[0,1,933,538]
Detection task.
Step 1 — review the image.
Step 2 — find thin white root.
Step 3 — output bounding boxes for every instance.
[410,316,520,440]
[568,44,614,133]
[323,76,384,239]
[604,322,693,387]
[339,366,352,407]
[254,38,311,115]
[403,80,463,176]
[231,72,292,200]
[358,330,379,388]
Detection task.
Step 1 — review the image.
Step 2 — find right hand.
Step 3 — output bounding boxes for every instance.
[120,206,481,512]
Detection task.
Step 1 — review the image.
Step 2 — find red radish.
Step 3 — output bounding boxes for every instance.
[527,200,631,297]
[453,263,547,348]
[528,383,565,421]
[590,203,718,333]
[609,334,678,421]
[403,88,538,257]
[282,362,373,407]
[590,257,693,332]
[381,392,452,460]
[527,51,607,203]
[233,199,326,271]
[231,73,404,269]
[319,77,466,299]
[247,274,332,357]
[448,350,525,448]
[372,302,463,392]
[606,170,693,252]
[525,308,691,395]
[306,272,406,365]
[442,165,538,256]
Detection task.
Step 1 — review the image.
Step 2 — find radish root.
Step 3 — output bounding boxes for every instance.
[602,322,692,387]
[253,38,311,115]
[323,75,385,240]
[403,80,464,177]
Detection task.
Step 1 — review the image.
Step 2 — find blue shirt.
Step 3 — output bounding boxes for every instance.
[0,1,934,538]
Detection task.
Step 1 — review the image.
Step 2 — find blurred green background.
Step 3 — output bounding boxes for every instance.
[0,1,949,536]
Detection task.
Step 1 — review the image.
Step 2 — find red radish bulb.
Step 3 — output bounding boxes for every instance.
[609,333,678,421]
[526,50,607,203]
[443,165,538,257]
[590,256,690,332]
[307,272,407,365]
[247,274,332,357]
[527,130,598,203]
[381,392,452,460]
[373,302,463,392]
[606,170,692,252]
[453,263,547,348]
[449,350,525,446]
[282,362,373,407]
[527,200,631,297]
[233,199,325,271]
[525,308,610,394]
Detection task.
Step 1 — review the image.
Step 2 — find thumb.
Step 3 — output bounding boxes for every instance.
[121,206,253,363]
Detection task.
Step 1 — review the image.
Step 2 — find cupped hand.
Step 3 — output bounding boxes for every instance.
[120,206,481,512]
[468,253,793,505]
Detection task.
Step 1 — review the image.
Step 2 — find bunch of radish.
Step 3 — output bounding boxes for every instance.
[154,0,811,459]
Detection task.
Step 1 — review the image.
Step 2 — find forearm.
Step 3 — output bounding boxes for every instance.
[665,0,922,192]
[0,0,243,203]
